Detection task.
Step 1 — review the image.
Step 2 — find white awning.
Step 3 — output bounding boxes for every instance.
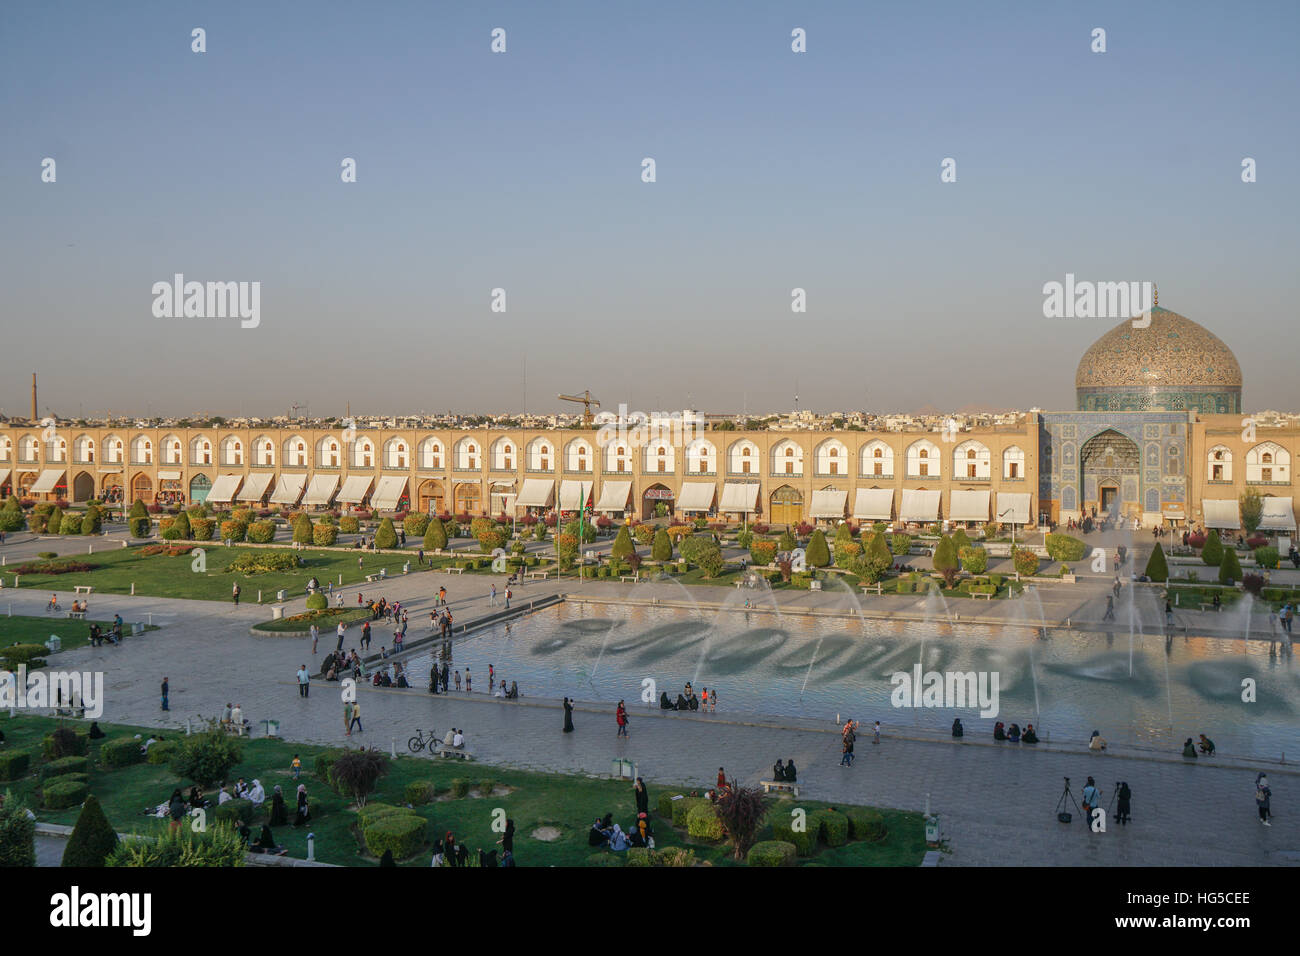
[900,489,941,522]
[1260,497,1296,531]
[594,480,632,513]
[206,474,243,503]
[719,482,759,513]
[303,474,339,506]
[269,472,307,505]
[949,489,990,523]
[810,488,848,519]
[677,481,716,512]
[156,470,182,480]
[853,488,894,520]
[0,469,9,488]
[30,469,65,495]
[1202,498,1239,530]
[996,492,1031,525]
[236,472,273,502]
[337,475,373,504]
[516,478,554,509]
[371,476,409,511]
[559,480,592,511]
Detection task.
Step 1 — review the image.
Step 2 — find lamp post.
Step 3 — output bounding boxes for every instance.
[998,508,1016,549]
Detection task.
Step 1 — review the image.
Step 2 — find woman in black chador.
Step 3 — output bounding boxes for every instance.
[269,785,288,827]
[1115,782,1132,825]
[562,697,575,733]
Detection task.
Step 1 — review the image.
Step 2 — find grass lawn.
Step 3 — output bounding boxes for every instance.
[1,615,159,652]
[0,714,926,867]
[3,545,456,603]
[250,606,373,634]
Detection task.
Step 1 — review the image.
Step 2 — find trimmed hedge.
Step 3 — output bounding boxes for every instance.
[305,591,328,611]
[404,780,438,806]
[449,778,470,799]
[43,730,89,760]
[810,808,848,847]
[0,751,32,782]
[246,520,276,544]
[312,524,338,547]
[0,644,49,668]
[42,755,90,780]
[747,840,797,866]
[213,798,254,825]
[657,792,681,818]
[844,807,887,842]
[364,814,425,860]
[356,802,416,831]
[220,519,247,542]
[314,748,346,786]
[100,737,145,769]
[671,796,708,827]
[771,818,814,856]
[146,741,178,765]
[339,515,360,534]
[685,802,725,841]
[43,777,90,810]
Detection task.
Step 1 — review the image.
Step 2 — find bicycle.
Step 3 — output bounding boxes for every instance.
[408,727,439,754]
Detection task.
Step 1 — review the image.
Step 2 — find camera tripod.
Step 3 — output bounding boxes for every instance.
[1056,776,1082,824]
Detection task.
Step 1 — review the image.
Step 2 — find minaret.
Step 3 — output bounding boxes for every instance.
[31,373,37,422]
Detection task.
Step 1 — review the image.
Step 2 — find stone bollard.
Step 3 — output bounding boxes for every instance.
[306,833,315,862]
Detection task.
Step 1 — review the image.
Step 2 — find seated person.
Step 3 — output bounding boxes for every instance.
[395,672,410,689]
[782,760,797,782]
[507,681,519,699]
[588,817,611,847]
[247,779,266,808]
[951,718,964,738]
[378,670,392,687]
[238,822,252,847]
[675,694,690,710]
[452,729,465,749]
[188,786,205,811]
[1182,737,1198,758]
[87,721,106,740]
[1007,723,1021,743]
[993,721,1007,741]
[608,823,631,852]
[1198,734,1216,755]
[443,729,455,748]
[253,824,286,856]
[1089,730,1107,752]
[1022,723,1039,744]
[660,692,675,710]
[773,759,785,780]
[687,694,699,711]
[493,681,506,698]
[372,671,384,686]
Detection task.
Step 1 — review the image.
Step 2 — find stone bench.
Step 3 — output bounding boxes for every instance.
[73,585,94,595]
[760,779,799,797]
[433,745,474,760]
[443,567,465,575]
[860,584,882,595]
[620,575,639,583]
[66,611,86,619]
[971,591,994,600]
[527,570,548,579]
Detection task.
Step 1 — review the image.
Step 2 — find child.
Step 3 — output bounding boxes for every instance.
[291,755,302,780]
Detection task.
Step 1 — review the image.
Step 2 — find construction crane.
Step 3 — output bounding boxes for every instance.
[558,390,600,427]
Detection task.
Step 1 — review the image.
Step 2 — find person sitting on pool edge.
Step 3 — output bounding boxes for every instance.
[1182,738,1198,759]
[1198,734,1216,755]
[993,721,1007,741]
[1089,730,1107,752]
[951,718,963,738]
[660,691,675,710]
[1022,724,1039,744]
[1007,723,1021,743]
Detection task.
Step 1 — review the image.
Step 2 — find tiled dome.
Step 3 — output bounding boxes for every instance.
[1075,307,1242,413]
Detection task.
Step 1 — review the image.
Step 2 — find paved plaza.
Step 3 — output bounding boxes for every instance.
[4,532,1297,867]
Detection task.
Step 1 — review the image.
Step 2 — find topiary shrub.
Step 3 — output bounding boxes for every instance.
[586,853,625,867]
[145,741,177,765]
[404,780,437,806]
[169,721,242,787]
[1201,530,1224,566]
[246,520,275,544]
[312,523,338,546]
[844,807,887,841]
[403,513,429,537]
[810,808,848,847]
[292,513,314,545]
[0,791,36,865]
[171,510,192,539]
[670,796,709,828]
[932,535,959,587]
[220,519,247,542]
[47,505,65,536]
[449,778,470,799]
[686,802,725,841]
[374,517,398,549]
[1045,533,1086,562]
[213,798,254,825]
[657,792,682,819]
[1145,542,1169,583]
[59,513,83,535]
[0,751,32,782]
[747,840,797,866]
[99,737,145,769]
[959,545,988,574]
[750,539,777,566]
[771,818,814,856]
[190,517,214,541]
[305,591,329,611]
[1254,546,1279,570]
[1012,548,1039,576]
[42,777,90,810]
[339,515,361,534]
[365,814,425,860]
[61,794,119,867]
[42,755,90,779]
[1219,546,1242,586]
[805,529,830,567]
[43,729,89,760]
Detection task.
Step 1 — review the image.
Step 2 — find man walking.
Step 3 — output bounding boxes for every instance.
[349,699,363,735]
[504,586,511,610]
[344,699,354,737]
[438,585,447,607]
[872,721,880,745]
[232,583,241,606]
[490,583,498,606]
[336,621,346,653]
[297,664,310,698]
[310,624,319,654]
[1103,594,1115,621]
[160,676,169,711]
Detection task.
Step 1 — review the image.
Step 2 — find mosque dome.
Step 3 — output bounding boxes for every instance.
[1074,306,1242,414]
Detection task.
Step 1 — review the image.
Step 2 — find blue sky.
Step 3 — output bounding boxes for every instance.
[2,0,1296,418]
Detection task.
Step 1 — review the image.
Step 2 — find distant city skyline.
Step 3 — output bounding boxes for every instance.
[3,0,1296,414]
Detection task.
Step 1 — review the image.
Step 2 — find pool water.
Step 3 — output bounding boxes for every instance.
[401,602,1299,759]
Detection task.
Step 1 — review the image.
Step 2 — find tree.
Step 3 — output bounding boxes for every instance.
[932,535,959,587]
[423,516,448,551]
[0,790,35,867]
[170,720,243,787]
[651,529,673,562]
[171,510,192,539]
[1201,530,1224,567]
[778,528,796,552]
[48,505,64,535]
[852,531,893,584]
[0,498,24,533]
[329,749,389,807]
[373,517,398,549]
[712,781,768,860]
[834,523,854,551]
[61,794,119,867]
[1219,546,1242,585]
[610,525,635,561]
[958,545,988,574]
[1144,542,1169,582]
[129,498,151,538]
[1239,488,1263,537]
[292,512,314,544]
[805,529,830,567]
[1013,548,1039,576]
[950,528,971,553]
